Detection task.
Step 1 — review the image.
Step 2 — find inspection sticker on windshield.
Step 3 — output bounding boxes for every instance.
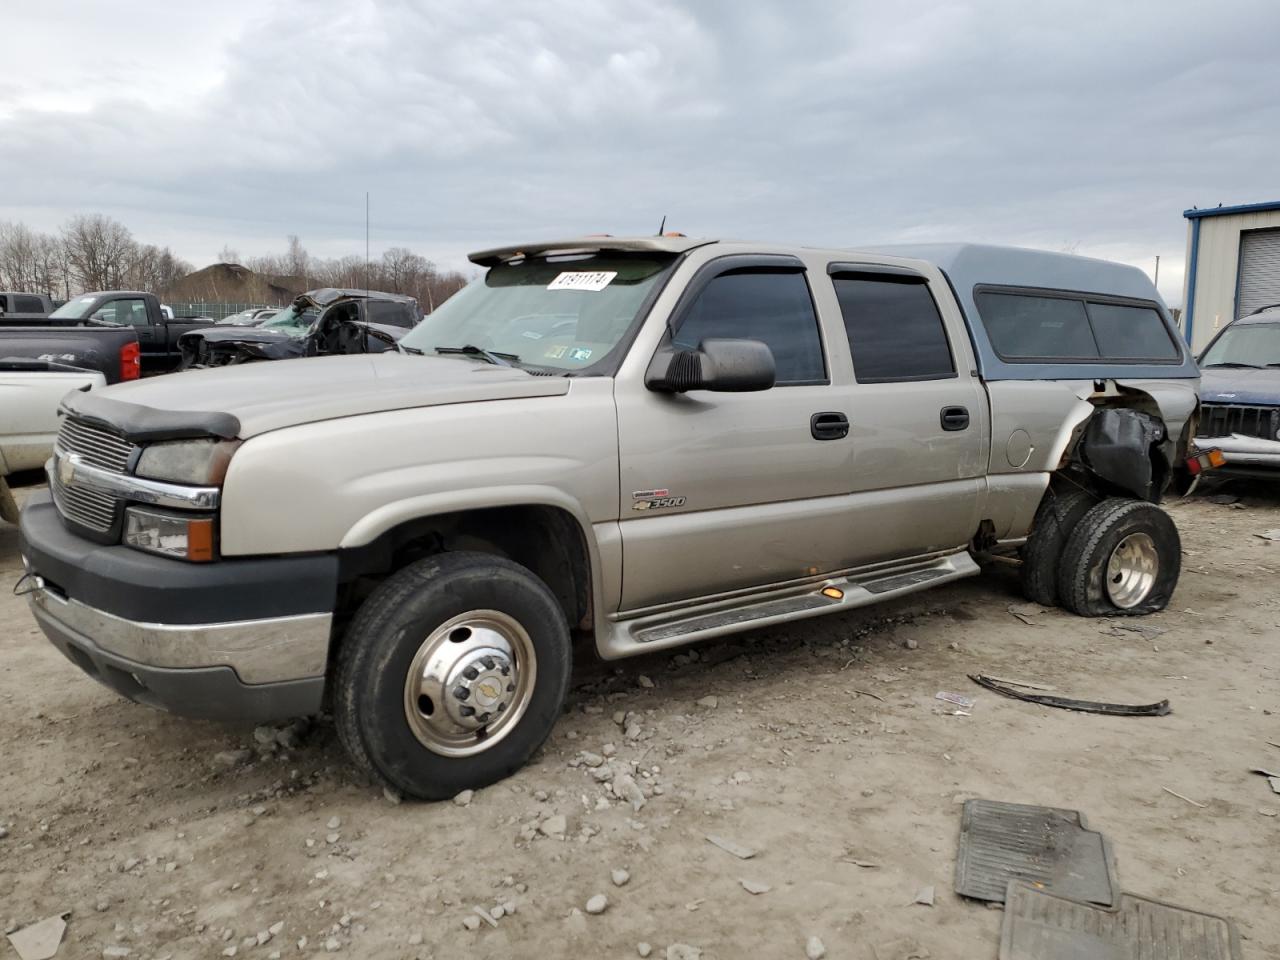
[548,271,617,292]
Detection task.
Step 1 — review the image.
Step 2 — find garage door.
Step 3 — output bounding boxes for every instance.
[1237,228,1280,317]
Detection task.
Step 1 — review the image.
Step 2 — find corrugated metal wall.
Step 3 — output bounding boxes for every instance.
[1184,208,1280,353]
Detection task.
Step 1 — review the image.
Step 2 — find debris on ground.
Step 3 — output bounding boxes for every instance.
[585,894,609,915]
[6,914,68,960]
[873,938,930,960]
[705,834,757,859]
[805,935,826,959]
[1204,494,1240,505]
[637,944,652,958]
[1000,882,1242,960]
[913,885,935,906]
[979,675,1055,691]
[1007,602,1047,625]
[935,691,975,710]
[1109,622,1169,640]
[1254,529,1280,541]
[665,946,701,960]
[1162,787,1207,808]
[1249,768,1280,794]
[453,789,474,807]
[956,799,1116,905]
[970,675,1171,717]
[739,878,771,895]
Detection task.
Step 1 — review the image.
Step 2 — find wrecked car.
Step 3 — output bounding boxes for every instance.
[1195,303,1280,475]
[177,288,420,368]
[19,237,1202,800]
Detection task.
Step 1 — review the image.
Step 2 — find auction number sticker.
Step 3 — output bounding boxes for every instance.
[547,271,617,291]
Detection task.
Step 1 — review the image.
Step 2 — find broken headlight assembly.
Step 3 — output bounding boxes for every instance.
[123,506,217,562]
[134,439,240,485]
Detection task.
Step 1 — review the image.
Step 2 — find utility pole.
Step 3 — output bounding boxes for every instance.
[1153,255,1160,288]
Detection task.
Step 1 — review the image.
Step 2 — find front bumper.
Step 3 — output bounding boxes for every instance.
[19,490,338,722]
[1198,434,1280,474]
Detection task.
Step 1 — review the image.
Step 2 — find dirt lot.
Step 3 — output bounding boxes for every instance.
[2,479,1278,960]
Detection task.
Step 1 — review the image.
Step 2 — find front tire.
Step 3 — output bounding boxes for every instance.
[1056,498,1180,617]
[333,552,571,800]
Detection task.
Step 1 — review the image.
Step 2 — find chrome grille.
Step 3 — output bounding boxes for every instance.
[50,464,117,532]
[51,416,137,533]
[57,417,137,471]
[1198,403,1280,441]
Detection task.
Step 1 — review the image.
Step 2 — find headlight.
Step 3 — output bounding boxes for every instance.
[124,506,217,562]
[135,439,239,485]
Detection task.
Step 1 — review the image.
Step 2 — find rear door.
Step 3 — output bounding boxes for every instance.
[819,262,988,563]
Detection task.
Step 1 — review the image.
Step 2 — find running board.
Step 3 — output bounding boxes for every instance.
[623,551,980,650]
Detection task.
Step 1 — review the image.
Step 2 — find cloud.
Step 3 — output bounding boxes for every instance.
[1,0,1277,299]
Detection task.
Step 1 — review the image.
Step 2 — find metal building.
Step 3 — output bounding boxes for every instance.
[1182,200,1280,354]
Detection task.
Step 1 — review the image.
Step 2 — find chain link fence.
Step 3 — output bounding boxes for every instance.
[165,301,278,322]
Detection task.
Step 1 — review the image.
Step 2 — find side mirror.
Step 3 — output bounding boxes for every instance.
[645,337,776,393]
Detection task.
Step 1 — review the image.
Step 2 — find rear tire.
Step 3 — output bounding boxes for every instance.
[1056,498,1180,617]
[333,551,571,800]
[1019,487,1099,606]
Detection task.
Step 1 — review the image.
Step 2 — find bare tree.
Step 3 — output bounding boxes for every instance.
[284,235,310,285]
[217,245,241,264]
[62,214,135,290]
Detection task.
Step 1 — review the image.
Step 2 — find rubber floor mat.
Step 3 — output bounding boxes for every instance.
[1000,881,1243,960]
[955,799,1117,905]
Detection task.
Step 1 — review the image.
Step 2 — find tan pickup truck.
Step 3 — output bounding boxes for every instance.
[19,236,1201,799]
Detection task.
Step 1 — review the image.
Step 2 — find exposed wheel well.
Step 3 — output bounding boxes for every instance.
[333,505,593,636]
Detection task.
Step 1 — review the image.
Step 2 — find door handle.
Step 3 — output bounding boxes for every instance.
[940,405,970,431]
[811,411,849,441]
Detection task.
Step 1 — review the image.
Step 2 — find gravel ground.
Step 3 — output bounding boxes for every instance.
[2,479,1278,959]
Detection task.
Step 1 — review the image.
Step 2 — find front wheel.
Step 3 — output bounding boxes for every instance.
[333,552,571,800]
[1056,498,1181,617]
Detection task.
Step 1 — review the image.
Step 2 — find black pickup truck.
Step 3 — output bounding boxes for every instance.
[0,324,140,384]
[32,291,208,372]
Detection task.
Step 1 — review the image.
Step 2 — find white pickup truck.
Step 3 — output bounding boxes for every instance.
[0,365,104,521]
[1,325,139,521]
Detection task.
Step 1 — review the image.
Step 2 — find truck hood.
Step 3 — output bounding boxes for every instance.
[70,353,570,440]
[1199,367,1280,406]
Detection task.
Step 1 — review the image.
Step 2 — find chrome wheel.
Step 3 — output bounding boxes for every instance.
[402,610,537,757]
[1105,532,1159,609]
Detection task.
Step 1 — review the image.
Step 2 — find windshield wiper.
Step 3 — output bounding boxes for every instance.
[398,344,424,355]
[434,344,520,367]
[1202,362,1264,369]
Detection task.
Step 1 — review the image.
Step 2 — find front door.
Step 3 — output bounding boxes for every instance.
[615,257,857,612]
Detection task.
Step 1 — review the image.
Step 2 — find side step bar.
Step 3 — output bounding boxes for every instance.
[618,551,980,652]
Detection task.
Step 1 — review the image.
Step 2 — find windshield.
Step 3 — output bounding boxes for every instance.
[1200,322,1280,368]
[261,304,320,338]
[399,253,675,372]
[48,295,99,320]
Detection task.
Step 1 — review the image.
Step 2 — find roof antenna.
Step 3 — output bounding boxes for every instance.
[656,215,666,236]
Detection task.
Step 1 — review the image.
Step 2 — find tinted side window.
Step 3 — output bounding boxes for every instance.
[1085,302,1179,360]
[832,274,955,382]
[15,295,44,313]
[977,292,1099,359]
[674,270,825,384]
[367,300,416,328]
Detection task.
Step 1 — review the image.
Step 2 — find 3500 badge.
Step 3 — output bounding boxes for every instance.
[632,492,686,511]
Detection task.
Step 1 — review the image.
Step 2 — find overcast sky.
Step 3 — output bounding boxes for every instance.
[3,0,1278,303]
